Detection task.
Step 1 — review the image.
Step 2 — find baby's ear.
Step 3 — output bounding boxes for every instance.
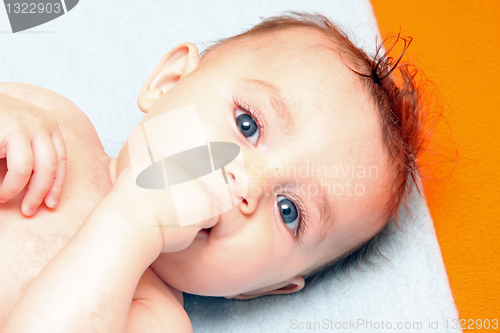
[137,42,200,113]
[224,276,305,300]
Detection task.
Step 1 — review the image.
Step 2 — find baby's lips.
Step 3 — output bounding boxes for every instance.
[203,215,219,229]
[198,207,220,230]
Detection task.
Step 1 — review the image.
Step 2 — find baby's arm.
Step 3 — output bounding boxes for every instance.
[128,268,192,333]
[0,89,67,215]
[3,190,164,333]
[4,162,215,332]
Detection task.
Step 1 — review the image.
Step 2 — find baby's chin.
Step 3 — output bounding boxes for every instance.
[163,275,241,297]
[150,254,243,297]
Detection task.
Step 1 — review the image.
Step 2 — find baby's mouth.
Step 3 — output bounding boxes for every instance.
[196,226,212,239]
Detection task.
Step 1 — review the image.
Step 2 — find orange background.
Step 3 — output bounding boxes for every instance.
[371,0,500,321]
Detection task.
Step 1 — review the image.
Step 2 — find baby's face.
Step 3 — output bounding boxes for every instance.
[129,29,392,297]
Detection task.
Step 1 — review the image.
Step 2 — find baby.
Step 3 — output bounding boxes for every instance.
[0,13,424,332]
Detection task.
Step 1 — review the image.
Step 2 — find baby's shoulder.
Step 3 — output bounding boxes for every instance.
[0,82,75,109]
[0,82,103,150]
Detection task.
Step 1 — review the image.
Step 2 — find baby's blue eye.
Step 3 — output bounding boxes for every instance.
[235,109,259,145]
[277,195,299,233]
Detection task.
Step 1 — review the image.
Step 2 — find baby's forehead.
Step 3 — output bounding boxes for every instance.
[203,27,343,69]
[201,27,365,103]
[207,30,384,162]
[202,27,381,146]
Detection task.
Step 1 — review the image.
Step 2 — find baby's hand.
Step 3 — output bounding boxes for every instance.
[111,157,218,253]
[0,93,67,216]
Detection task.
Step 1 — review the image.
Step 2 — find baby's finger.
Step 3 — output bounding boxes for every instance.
[43,128,67,208]
[0,135,33,202]
[21,134,57,216]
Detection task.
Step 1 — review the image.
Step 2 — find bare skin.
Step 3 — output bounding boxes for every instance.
[0,27,392,332]
[0,83,191,332]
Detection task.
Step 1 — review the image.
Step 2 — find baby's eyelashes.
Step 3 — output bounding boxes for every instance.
[235,109,260,145]
[277,195,300,234]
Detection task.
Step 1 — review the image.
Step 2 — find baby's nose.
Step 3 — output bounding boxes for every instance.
[224,166,248,203]
[218,152,248,207]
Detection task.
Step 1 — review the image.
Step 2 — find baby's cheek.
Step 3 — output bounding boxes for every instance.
[215,235,275,277]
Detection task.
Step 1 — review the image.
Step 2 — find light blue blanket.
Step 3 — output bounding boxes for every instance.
[0,1,460,332]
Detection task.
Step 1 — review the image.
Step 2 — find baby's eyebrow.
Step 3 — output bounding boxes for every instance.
[312,189,335,244]
[243,78,296,133]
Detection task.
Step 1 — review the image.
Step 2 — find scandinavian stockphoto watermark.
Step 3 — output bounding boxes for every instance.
[3,0,79,33]
[248,161,379,200]
[127,105,248,227]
